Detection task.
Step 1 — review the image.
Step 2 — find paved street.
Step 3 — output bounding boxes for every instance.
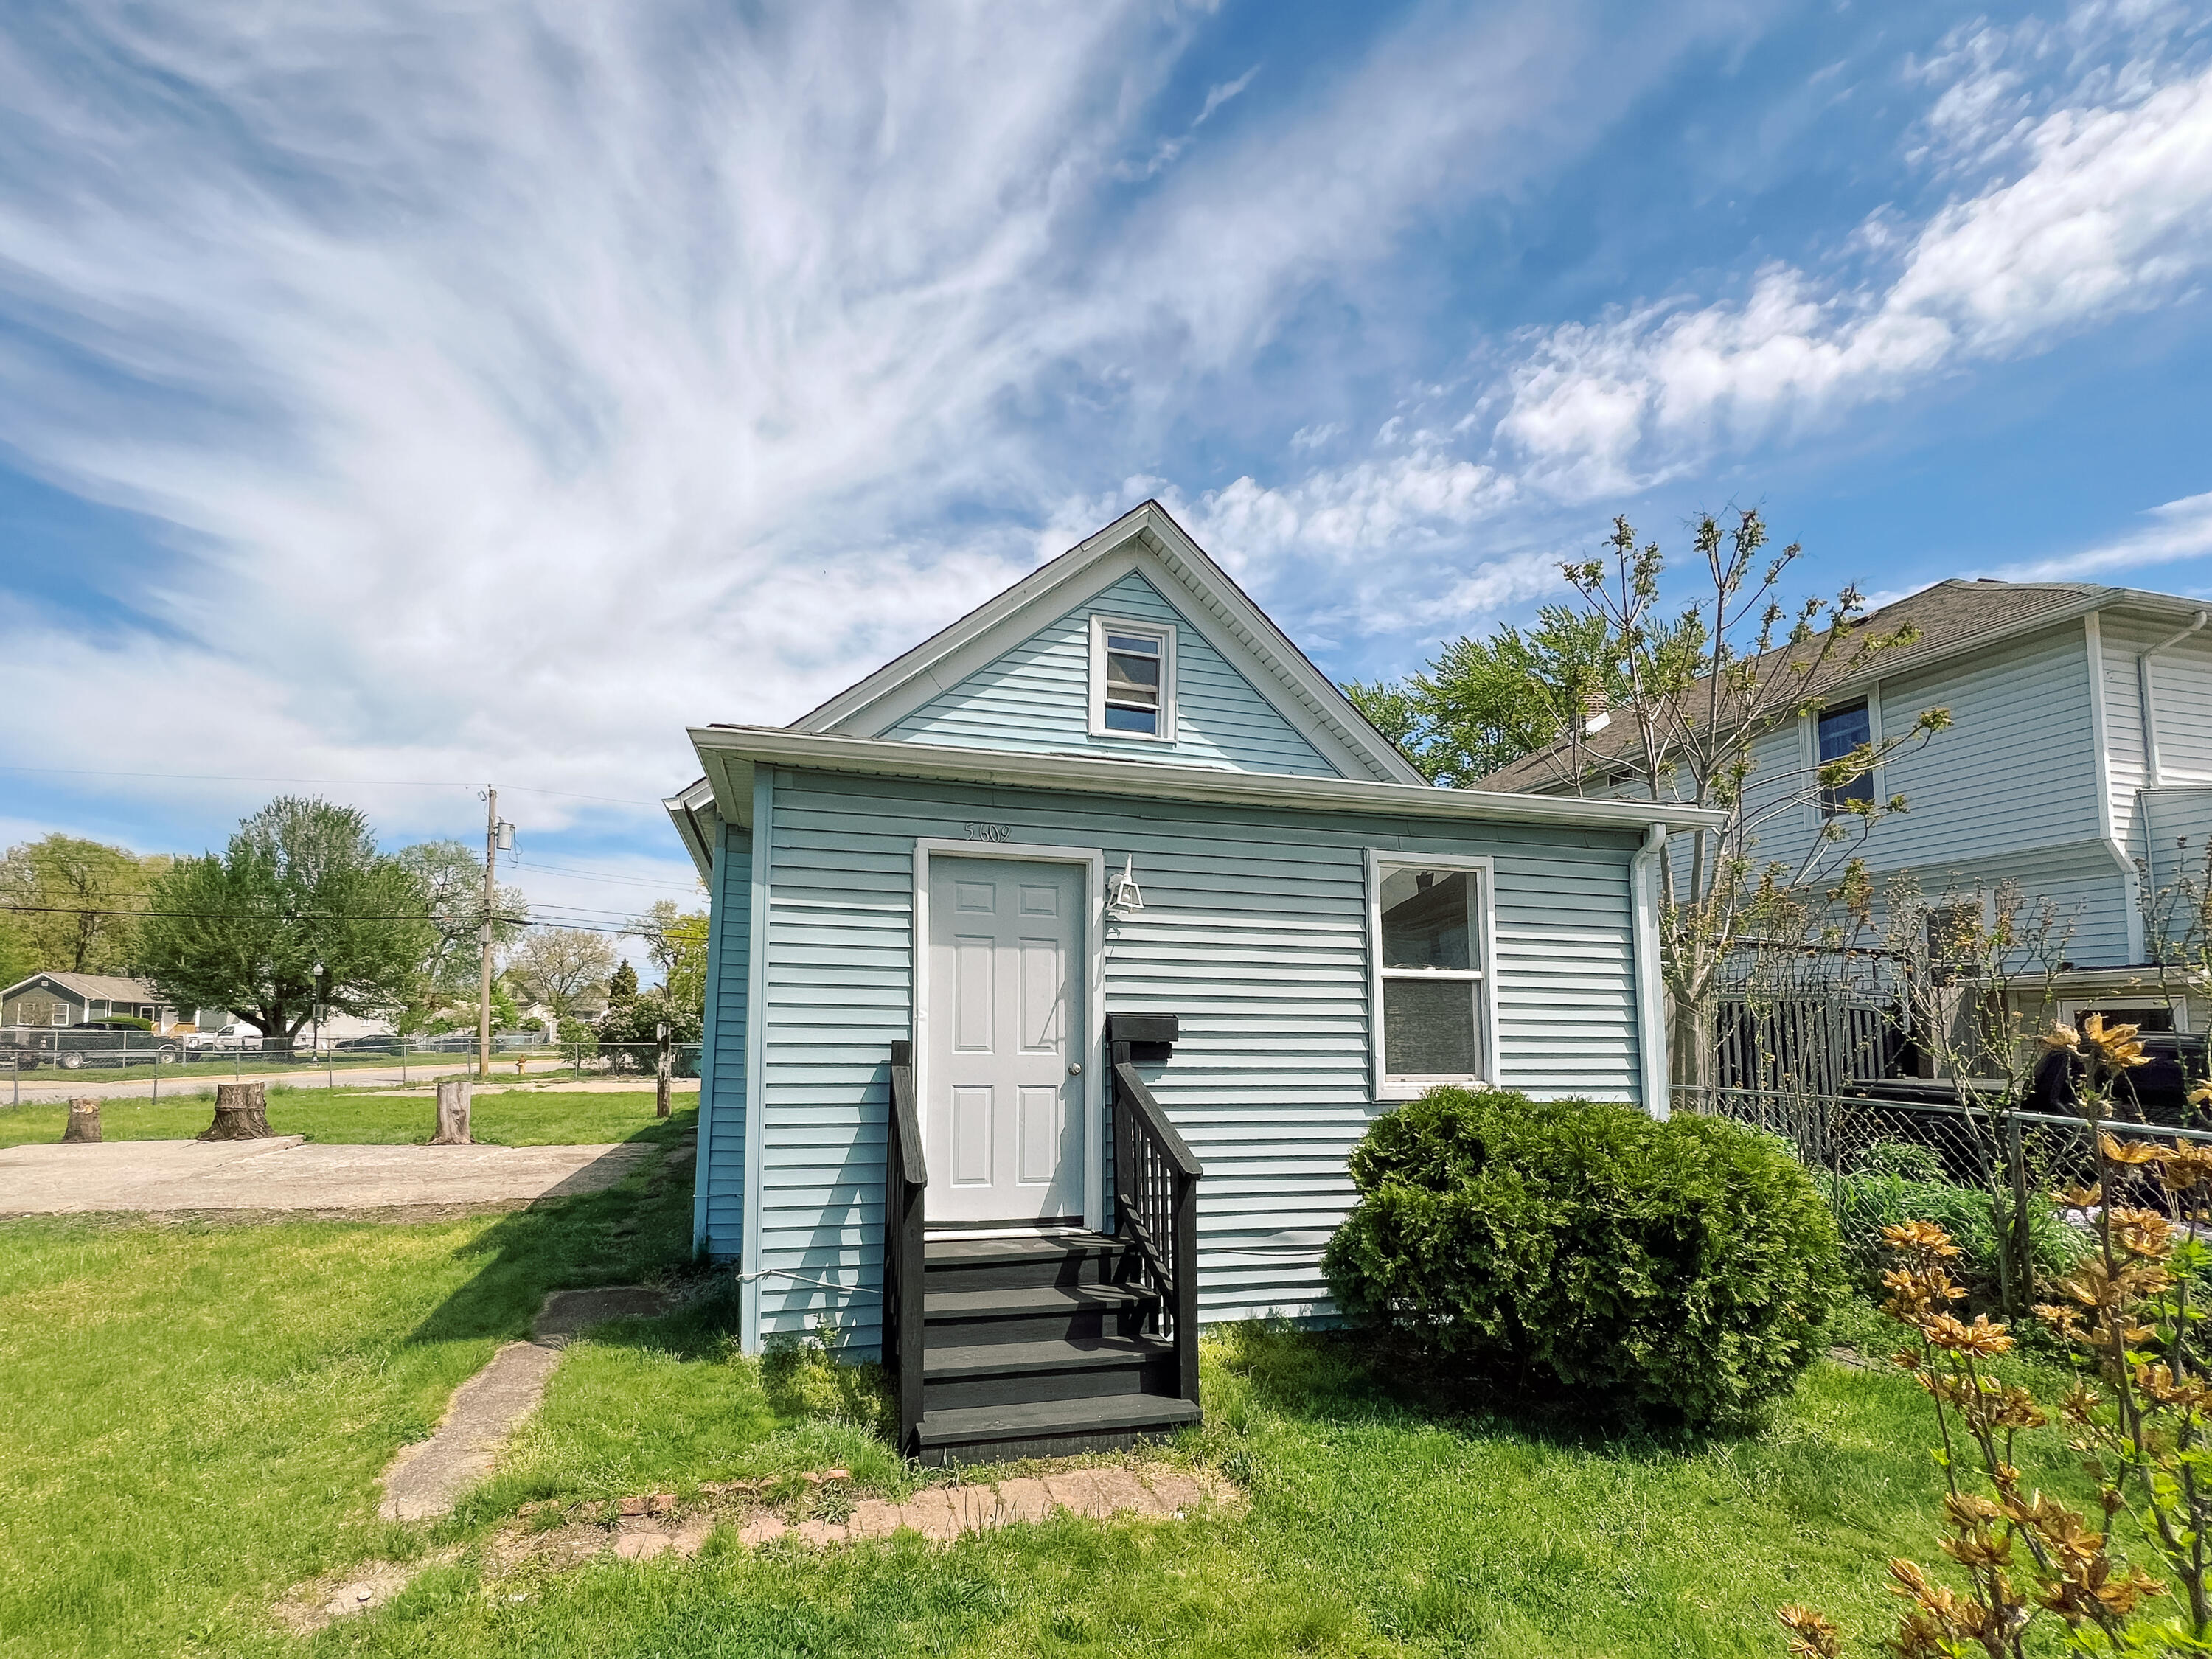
[0,1135,652,1214]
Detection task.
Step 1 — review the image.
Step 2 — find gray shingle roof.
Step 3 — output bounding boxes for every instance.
[1,972,168,1005]
[1475,577,2126,793]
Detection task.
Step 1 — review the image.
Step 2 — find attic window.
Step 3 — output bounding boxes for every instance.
[1088,616,1175,742]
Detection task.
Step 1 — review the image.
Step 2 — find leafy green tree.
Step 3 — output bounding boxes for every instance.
[505,926,619,1020]
[596,987,703,1046]
[630,897,709,1015]
[0,834,167,975]
[1344,607,1628,785]
[390,839,526,1028]
[0,911,35,988]
[608,959,639,1006]
[137,798,434,1046]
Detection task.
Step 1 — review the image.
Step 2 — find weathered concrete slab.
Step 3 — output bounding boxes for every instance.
[535,1285,670,1343]
[378,1286,674,1521]
[380,1341,564,1520]
[0,1138,649,1215]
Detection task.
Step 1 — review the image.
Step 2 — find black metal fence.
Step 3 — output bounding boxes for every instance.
[1682,1082,2212,1304]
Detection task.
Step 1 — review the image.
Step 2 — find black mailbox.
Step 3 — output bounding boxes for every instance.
[1106,1012,1178,1068]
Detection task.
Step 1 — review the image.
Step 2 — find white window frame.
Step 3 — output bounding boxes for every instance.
[1087,615,1176,743]
[2059,995,2189,1034]
[1366,850,1500,1101]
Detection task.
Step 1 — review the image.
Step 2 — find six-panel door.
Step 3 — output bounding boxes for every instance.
[924,855,1085,1224]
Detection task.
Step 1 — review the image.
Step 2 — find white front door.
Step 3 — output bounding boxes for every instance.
[925,855,1085,1225]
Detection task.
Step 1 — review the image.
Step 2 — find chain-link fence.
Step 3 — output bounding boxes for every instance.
[1,1029,702,1105]
[556,1042,701,1082]
[1683,1082,2212,1308]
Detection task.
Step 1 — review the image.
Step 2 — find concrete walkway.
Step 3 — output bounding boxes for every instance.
[379,1286,672,1521]
[0,1136,651,1216]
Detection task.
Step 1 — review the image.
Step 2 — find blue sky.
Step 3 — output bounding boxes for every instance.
[1,0,2209,933]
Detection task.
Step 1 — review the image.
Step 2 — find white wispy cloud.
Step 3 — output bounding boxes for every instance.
[1994,491,2212,582]
[1113,62,1260,181]
[1491,27,2212,497]
[0,0,1755,832]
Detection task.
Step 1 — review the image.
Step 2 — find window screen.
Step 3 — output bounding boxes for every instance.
[1100,630,1163,735]
[1376,864,1485,1083]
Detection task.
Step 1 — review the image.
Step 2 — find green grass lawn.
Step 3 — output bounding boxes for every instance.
[0,1088,695,1149]
[0,1117,2084,1659]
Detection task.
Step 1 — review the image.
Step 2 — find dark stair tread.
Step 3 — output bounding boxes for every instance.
[915,1393,1202,1448]
[924,1283,1152,1319]
[923,1233,1119,1267]
[924,1334,1173,1379]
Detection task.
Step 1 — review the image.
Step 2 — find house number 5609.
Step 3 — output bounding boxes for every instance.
[964,822,1012,842]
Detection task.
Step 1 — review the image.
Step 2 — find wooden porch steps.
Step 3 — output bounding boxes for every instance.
[911,1232,1197,1465]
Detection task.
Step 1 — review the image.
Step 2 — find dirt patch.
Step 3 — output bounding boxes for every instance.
[273,1549,459,1635]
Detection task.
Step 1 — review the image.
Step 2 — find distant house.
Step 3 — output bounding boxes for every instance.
[1480,577,2212,1036]
[664,501,1721,1461]
[0,973,198,1031]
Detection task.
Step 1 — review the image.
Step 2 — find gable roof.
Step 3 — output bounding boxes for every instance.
[1477,577,2211,793]
[2,972,167,1005]
[791,501,1427,786]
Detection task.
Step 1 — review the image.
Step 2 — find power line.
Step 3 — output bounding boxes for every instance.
[0,902,639,936]
[0,763,664,807]
[506,857,703,891]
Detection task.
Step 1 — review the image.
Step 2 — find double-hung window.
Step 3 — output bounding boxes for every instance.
[1371,855,1493,1096]
[1088,616,1175,741]
[1817,701,1875,815]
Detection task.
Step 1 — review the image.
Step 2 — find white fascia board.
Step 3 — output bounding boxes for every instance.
[687,725,1728,834]
[663,777,723,880]
[788,501,1425,787]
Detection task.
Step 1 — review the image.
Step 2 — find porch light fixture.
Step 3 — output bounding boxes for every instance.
[1107,855,1145,915]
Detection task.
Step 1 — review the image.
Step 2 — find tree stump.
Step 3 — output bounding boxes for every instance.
[61,1097,101,1144]
[431,1078,472,1145]
[200,1082,273,1140]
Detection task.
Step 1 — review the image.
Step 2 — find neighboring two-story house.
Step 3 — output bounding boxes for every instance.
[1481,577,2212,1037]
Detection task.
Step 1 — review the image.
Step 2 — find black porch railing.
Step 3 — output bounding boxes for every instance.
[1110,1060,1203,1405]
[883,1040,925,1456]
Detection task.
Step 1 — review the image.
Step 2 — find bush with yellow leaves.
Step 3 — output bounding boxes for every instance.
[1784,1015,2212,1658]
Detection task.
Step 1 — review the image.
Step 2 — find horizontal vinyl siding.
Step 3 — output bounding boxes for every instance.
[1857,622,2101,871]
[2100,620,2152,846]
[698,826,751,1260]
[2148,630,2212,781]
[886,572,1340,777]
[745,767,1644,1351]
[2144,788,2212,903]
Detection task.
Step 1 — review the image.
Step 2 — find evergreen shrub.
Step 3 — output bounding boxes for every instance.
[1322,1088,1845,1425]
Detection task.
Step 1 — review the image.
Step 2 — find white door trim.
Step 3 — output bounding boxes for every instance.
[913,838,1107,1233]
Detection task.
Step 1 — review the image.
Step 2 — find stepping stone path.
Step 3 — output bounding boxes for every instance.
[490,1462,1233,1575]
[378,1285,671,1521]
[287,1461,1232,1631]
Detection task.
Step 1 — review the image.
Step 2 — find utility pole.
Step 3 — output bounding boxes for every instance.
[479,790,514,1082]
[479,789,497,1081]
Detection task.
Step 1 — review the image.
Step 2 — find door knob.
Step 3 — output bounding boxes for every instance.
[1068,1062,1083,1076]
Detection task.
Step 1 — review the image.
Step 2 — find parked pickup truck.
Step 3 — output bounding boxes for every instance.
[1,1025,184,1069]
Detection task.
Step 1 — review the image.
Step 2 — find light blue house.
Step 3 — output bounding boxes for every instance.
[666,502,1722,1461]
[1483,577,2212,1040]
